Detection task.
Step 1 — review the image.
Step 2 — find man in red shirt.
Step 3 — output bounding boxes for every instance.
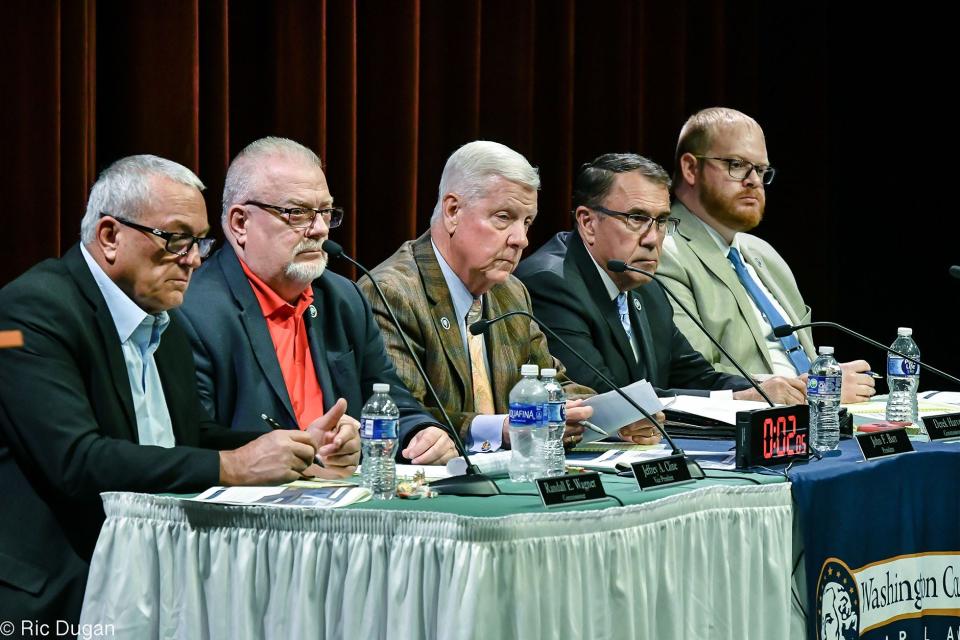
[177,137,456,466]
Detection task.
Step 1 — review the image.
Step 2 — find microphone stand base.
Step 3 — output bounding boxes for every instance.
[429,473,501,497]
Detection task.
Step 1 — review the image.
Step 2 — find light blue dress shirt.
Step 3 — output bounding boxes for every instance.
[80,244,175,447]
[431,241,505,452]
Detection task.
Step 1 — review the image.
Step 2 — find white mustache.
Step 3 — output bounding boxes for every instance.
[294,240,326,254]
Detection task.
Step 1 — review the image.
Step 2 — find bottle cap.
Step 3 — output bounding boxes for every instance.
[540,368,557,377]
[520,364,540,376]
[372,383,390,393]
[818,346,834,355]
[897,327,913,336]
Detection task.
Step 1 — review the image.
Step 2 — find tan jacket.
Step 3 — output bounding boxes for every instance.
[358,232,594,438]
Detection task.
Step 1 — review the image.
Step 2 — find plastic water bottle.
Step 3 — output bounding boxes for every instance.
[540,368,567,476]
[508,364,548,482]
[886,327,920,425]
[808,346,842,451]
[360,383,399,499]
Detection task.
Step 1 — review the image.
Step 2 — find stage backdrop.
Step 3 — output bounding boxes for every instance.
[1,1,956,386]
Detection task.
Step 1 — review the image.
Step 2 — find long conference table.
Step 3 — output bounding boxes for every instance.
[78,437,960,639]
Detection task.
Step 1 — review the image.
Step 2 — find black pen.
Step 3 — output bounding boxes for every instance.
[260,413,285,430]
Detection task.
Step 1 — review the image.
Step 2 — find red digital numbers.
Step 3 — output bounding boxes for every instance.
[762,415,807,459]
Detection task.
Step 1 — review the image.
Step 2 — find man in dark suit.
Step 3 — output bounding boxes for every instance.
[0,155,352,627]
[515,153,806,404]
[176,137,455,465]
[361,141,662,449]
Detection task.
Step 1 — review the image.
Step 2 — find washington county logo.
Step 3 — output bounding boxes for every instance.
[817,558,861,640]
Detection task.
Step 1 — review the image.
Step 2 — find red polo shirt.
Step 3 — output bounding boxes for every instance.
[239,259,325,429]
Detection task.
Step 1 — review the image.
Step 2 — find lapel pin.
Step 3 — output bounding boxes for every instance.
[633,297,641,310]
[309,305,318,318]
[440,317,451,330]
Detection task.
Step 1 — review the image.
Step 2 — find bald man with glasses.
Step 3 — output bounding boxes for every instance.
[176,137,456,467]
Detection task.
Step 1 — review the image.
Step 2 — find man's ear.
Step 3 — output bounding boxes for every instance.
[679,152,699,187]
[96,217,122,264]
[227,204,249,247]
[575,206,598,245]
[441,193,461,237]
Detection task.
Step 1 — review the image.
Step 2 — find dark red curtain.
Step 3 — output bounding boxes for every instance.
[2,1,956,382]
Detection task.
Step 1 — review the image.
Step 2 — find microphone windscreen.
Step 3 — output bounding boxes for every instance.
[468,320,488,336]
[606,259,627,273]
[771,324,795,338]
[950,265,960,280]
[321,239,344,258]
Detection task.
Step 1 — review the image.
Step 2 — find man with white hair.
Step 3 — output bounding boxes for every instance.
[0,155,347,626]
[176,137,455,465]
[361,140,661,451]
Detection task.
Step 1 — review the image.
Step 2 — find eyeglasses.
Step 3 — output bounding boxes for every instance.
[244,201,344,229]
[101,213,216,258]
[591,206,680,236]
[695,156,776,185]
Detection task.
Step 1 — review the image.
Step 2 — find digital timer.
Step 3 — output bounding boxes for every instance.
[735,405,810,469]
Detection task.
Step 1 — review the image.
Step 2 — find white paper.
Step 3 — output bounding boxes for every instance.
[394,464,453,480]
[581,380,663,442]
[445,450,512,476]
[666,394,770,425]
[193,485,371,507]
[575,446,670,471]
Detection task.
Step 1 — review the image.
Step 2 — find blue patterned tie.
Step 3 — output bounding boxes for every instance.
[616,292,633,341]
[727,247,811,374]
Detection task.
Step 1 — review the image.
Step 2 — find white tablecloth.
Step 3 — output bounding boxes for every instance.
[80,484,802,639]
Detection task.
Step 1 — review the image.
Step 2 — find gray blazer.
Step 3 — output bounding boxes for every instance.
[657,201,816,376]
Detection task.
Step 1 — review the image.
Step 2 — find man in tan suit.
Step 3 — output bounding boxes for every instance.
[360,141,663,450]
[658,108,875,403]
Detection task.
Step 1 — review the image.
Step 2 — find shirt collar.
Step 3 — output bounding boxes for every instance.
[238,257,315,319]
[80,243,169,343]
[431,239,478,323]
[585,247,624,302]
[700,219,743,257]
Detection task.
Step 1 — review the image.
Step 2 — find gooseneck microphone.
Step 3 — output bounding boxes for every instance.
[470,310,704,478]
[606,259,775,407]
[323,240,499,496]
[772,321,960,387]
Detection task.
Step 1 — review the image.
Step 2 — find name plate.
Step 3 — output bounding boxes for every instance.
[855,427,914,461]
[923,412,960,442]
[535,472,607,508]
[631,454,694,491]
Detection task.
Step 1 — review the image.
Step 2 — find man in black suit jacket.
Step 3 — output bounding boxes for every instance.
[0,155,350,627]
[515,153,806,404]
[175,137,455,465]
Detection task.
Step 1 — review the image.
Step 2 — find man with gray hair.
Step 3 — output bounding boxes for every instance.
[658,107,875,403]
[0,154,348,626]
[176,137,454,465]
[516,152,806,409]
[360,140,595,452]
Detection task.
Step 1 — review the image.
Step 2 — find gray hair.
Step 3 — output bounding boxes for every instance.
[573,153,671,210]
[430,140,540,224]
[81,155,204,245]
[221,136,322,223]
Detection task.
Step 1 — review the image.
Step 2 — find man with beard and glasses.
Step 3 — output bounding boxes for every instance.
[176,137,457,467]
[658,108,875,403]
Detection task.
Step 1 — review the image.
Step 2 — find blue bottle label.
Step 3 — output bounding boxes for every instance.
[509,403,544,427]
[807,374,841,397]
[544,401,566,424]
[361,417,398,439]
[887,357,918,376]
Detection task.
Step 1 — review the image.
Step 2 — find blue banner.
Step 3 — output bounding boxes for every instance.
[790,440,960,639]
